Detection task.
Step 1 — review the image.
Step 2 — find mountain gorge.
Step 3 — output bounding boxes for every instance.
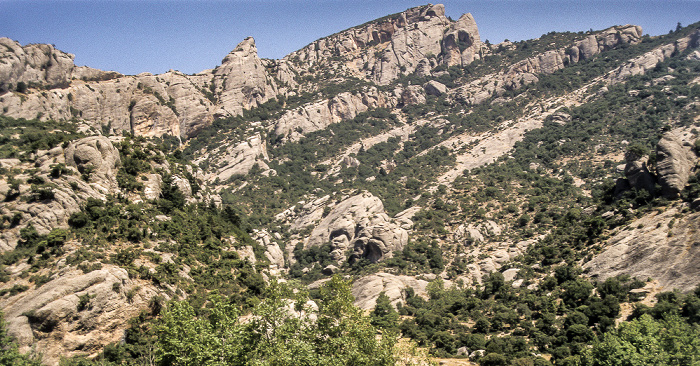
[1,4,700,365]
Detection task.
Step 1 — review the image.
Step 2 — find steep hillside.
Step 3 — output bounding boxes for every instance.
[1,4,700,365]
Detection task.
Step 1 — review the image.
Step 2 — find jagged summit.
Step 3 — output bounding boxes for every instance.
[284,3,482,84]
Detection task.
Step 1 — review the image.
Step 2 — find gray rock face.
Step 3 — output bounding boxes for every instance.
[656,131,697,198]
[284,4,481,85]
[211,37,278,118]
[171,175,193,200]
[351,272,429,310]
[271,87,390,142]
[64,136,121,192]
[1,265,160,366]
[584,208,700,292]
[0,136,123,251]
[401,85,427,105]
[305,191,407,264]
[453,25,642,105]
[197,133,270,182]
[608,29,700,83]
[0,37,76,92]
[129,94,180,138]
[143,173,163,201]
[0,38,277,139]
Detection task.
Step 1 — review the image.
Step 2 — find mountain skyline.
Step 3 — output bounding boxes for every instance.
[2,0,699,76]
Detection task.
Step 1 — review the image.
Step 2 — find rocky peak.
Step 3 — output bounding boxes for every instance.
[220,36,258,65]
[212,37,278,118]
[0,37,76,92]
[283,4,482,85]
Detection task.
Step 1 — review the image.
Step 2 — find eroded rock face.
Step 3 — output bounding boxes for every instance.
[64,136,121,192]
[0,136,123,251]
[608,29,700,83]
[212,37,278,118]
[271,87,390,141]
[0,38,269,139]
[351,272,429,310]
[284,4,481,85]
[656,131,697,198]
[143,173,163,201]
[305,191,407,264]
[197,133,270,182]
[0,38,76,92]
[1,265,160,366]
[129,94,181,138]
[401,85,427,106]
[453,25,643,105]
[584,208,700,292]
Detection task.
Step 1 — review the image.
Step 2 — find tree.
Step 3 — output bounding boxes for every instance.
[155,277,396,365]
[585,314,700,365]
[371,292,399,332]
[15,82,27,93]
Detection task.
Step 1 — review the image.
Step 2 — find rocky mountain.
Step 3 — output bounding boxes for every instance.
[1,4,700,365]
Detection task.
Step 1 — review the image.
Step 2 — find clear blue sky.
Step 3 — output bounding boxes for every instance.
[1,1,699,76]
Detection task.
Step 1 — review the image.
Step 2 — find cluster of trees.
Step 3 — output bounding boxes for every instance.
[54,277,397,366]
[394,267,700,366]
[0,115,82,160]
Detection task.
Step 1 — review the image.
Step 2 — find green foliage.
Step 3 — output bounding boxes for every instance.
[0,115,82,160]
[371,292,399,332]
[586,314,700,365]
[155,277,395,365]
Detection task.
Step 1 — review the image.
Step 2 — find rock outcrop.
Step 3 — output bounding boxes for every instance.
[584,208,700,292]
[305,191,408,263]
[608,29,700,83]
[400,85,427,106]
[0,136,122,251]
[656,131,697,198]
[1,265,160,366]
[211,37,278,118]
[197,133,271,182]
[351,272,429,310]
[0,38,275,139]
[453,25,643,105]
[270,87,390,141]
[0,38,78,92]
[64,136,121,192]
[623,150,655,193]
[284,4,481,85]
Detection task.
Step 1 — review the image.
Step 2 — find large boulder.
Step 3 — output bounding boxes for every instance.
[305,191,408,264]
[656,131,697,198]
[351,273,429,310]
[64,136,121,192]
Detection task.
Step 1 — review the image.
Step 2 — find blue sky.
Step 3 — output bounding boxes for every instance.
[1,1,699,76]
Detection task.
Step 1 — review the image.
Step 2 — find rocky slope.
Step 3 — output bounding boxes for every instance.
[1,4,700,364]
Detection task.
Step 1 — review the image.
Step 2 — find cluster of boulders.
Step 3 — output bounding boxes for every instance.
[618,129,698,199]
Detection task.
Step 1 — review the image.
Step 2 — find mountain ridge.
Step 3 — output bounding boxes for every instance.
[1,4,700,365]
